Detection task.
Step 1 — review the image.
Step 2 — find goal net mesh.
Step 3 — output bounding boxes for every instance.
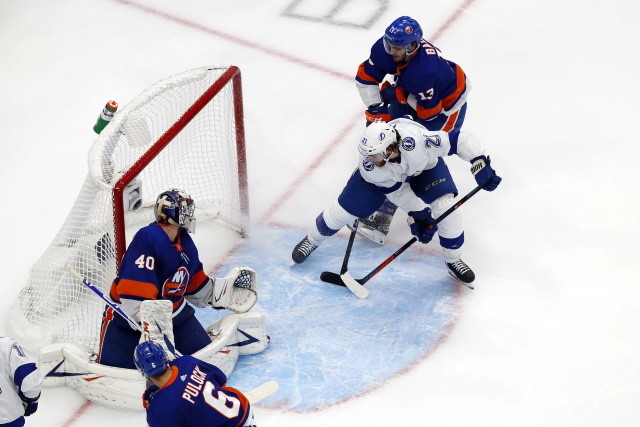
[8,66,247,354]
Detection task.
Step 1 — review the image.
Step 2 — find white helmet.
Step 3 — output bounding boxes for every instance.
[358,122,398,158]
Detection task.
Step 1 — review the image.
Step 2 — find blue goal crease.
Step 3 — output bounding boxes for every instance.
[194,225,459,411]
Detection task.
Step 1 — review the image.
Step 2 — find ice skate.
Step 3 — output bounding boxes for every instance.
[446,259,475,284]
[352,212,392,245]
[292,236,318,264]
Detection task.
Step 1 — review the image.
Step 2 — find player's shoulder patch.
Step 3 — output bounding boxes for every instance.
[362,159,375,171]
[401,136,416,151]
[12,342,26,357]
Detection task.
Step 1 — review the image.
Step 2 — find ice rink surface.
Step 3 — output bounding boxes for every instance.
[1,0,640,425]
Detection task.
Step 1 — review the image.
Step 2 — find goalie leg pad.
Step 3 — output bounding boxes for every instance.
[233,311,269,356]
[38,343,146,410]
[196,312,270,377]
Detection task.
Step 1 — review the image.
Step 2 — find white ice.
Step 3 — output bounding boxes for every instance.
[1,0,639,425]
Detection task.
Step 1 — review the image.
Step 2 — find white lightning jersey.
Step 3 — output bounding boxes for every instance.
[357,118,486,212]
[358,118,485,188]
[0,337,43,424]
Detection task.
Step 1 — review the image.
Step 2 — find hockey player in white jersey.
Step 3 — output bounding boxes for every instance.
[0,337,43,426]
[292,118,502,284]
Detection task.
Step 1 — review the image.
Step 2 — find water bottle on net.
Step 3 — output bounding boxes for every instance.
[93,100,118,134]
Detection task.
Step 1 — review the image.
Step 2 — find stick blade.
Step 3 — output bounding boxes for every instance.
[245,380,279,404]
[340,272,369,299]
[320,271,345,286]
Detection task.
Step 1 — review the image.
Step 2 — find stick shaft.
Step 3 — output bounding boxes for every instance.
[340,219,359,274]
[359,185,482,284]
[65,264,142,331]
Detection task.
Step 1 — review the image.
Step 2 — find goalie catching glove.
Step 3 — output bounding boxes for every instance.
[209,266,258,313]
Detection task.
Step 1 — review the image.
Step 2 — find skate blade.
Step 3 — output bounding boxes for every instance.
[354,227,386,245]
[447,271,475,289]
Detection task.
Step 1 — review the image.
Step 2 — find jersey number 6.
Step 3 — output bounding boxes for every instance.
[203,381,241,418]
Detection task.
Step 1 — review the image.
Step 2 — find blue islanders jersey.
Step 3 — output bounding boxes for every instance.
[145,355,251,427]
[109,223,209,312]
[356,38,468,122]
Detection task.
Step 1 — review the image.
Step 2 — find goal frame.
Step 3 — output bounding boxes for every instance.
[112,65,249,267]
[8,65,251,355]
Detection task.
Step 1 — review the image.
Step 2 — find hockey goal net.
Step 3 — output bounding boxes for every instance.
[8,66,249,354]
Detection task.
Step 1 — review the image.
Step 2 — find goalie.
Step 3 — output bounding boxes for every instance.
[98,188,259,370]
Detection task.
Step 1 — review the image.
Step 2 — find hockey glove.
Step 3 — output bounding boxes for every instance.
[209,266,258,313]
[380,82,408,105]
[407,207,438,244]
[470,155,502,191]
[21,393,40,416]
[142,384,159,409]
[365,104,391,125]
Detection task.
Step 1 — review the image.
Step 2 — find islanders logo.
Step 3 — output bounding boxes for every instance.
[401,136,416,151]
[162,266,190,298]
[405,26,414,35]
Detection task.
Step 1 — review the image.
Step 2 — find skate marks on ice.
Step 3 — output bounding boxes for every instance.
[194,225,461,411]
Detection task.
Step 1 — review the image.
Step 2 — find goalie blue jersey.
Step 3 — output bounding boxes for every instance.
[108,222,210,312]
[144,355,252,427]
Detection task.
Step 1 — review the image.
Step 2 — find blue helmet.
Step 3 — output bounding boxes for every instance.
[154,188,196,232]
[383,16,423,55]
[134,341,169,378]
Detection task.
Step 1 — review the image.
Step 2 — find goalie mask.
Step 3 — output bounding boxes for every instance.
[134,341,169,378]
[155,189,196,233]
[359,122,399,163]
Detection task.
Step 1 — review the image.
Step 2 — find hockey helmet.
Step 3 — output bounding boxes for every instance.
[383,16,423,56]
[155,188,196,233]
[358,121,399,162]
[134,341,169,378]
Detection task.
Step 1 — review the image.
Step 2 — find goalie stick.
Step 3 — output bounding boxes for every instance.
[64,264,182,357]
[320,185,482,297]
[244,380,280,404]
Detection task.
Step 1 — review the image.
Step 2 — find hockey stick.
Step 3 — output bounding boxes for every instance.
[320,185,482,297]
[320,219,369,298]
[341,219,359,275]
[244,380,280,404]
[64,264,183,357]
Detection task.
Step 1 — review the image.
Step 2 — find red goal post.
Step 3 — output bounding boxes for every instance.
[112,65,248,265]
[8,66,249,353]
